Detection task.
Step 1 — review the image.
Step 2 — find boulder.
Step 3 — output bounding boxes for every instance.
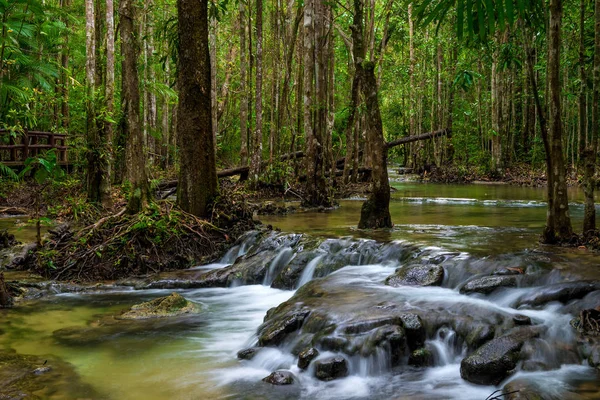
[298,347,319,370]
[516,281,600,308]
[460,327,541,385]
[314,356,349,381]
[258,308,311,346]
[117,292,201,320]
[460,276,517,295]
[237,347,261,360]
[262,370,295,385]
[408,348,434,367]
[385,264,444,287]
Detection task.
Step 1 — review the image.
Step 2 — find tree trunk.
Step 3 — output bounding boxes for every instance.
[176,0,217,217]
[120,0,149,214]
[583,0,600,235]
[249,0,263,184]
[358,61,392,229]
[85,0,100,203]
[103,0,115,206]
[239,2,249,165]
[543,0,573,243]
[210,14,218,157]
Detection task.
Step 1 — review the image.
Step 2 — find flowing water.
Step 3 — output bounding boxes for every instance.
[1,181,599,399]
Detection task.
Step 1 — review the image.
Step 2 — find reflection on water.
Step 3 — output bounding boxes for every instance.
[260,182,594,256]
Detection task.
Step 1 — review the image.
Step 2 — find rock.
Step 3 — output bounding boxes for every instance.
[399,313,426,350]
[298,347,319,369]
[262,370,295,385]
[385,264,444,287]
[408,348,433,367]
[460,327,541,385]
[503,378,584,400]
[32,366,51,375]
[0,349,100,399]
[460,276,517,295]
[492,267,524,276]
[516,281,600,308]
[314,356,349,381]
[117,292,201,320]
[237,347,261,360]
[258,308,311,346]
[513,314,532,326]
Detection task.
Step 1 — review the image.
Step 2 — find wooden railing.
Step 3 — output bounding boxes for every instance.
[0,130,69,166]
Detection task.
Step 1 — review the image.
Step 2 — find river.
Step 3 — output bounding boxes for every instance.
[0,181,599,399]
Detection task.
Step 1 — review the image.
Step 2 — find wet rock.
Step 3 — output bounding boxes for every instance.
[6,242,37,269]
[318,336,351,353]
[117,292,201,320]
[298,347,319,369]
[460,327,541,385]
[0,349,101,399]
[503,378,584,400]
[314,356,349,381]
[513,314,532,326]
[0,272,12,308]
[408,348,434,367]
[385,264,444,287]
[237,347,261,360]
[465,324,496,348]
[399,313,426,350]
[516,281,600,308]
[492,267,524,276]
[32,366,51,375]
[262,370,295,385]
[258,308,311,346]
[460,276,517,295]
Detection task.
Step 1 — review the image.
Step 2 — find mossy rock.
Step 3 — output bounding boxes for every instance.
[117,292,201,320]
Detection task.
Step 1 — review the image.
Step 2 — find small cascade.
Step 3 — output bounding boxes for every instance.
[263,247,294,286]
[427,328,462,366]
[296,255,324,288]
[220,232,258,264]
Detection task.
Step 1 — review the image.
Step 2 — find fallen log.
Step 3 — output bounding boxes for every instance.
[156,129,449,191]
[385,129,451,149]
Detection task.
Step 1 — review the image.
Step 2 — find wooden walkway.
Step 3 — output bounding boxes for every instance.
[0,130,69,166]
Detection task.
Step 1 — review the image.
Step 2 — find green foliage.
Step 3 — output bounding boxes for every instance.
[262,162,295,188]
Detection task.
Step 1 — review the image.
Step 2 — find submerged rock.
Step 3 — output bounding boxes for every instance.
[0,349,101,399]
[298,347,319,369]
[503,378,584,400]
[262,370,295,385]
[460,327,541,385]
[516,281,600,308]
[460,275,517,295]
[53,294,204,345]
[314,356,349,381]
[385,264,444,287]
[117,292,200,320]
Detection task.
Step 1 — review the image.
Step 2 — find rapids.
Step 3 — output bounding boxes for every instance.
[1,181,599,399]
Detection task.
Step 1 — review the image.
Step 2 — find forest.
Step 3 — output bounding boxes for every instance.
[0,0,600,399]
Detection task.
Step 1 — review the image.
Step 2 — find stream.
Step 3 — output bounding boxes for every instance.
[1,179,599,399]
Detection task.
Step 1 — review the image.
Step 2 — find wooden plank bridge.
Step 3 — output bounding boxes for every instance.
[0,130,69,166]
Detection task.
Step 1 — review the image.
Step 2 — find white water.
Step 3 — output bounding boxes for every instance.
[263,247,294,286]
[296,255,324,288]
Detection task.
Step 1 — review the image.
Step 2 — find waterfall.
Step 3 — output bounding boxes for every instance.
[296,255,324,288]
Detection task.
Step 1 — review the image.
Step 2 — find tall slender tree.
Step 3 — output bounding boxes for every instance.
[176,0,218,217]
[120,0,149,214]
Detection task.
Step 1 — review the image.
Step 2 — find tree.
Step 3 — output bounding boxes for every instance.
[354,0,392,229]
[583,0,600,236]
[249,0,263,184]
[176,0,218,217]
[120,0,149,214]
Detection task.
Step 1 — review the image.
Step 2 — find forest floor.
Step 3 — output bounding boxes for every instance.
[426,163,582,187]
